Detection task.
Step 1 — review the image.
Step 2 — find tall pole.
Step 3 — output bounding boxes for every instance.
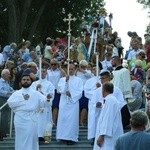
[96,52,99,80]
[63,13,76,75]
[39,56,42,83]
[63,13,76,104]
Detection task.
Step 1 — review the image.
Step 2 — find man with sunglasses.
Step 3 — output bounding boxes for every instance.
[47,58,66,126]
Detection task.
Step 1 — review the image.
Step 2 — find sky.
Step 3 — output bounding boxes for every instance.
[104,0,149,50]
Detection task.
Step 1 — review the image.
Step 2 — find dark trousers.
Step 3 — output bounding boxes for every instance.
[121,104,131,128]
[0,96,10,140]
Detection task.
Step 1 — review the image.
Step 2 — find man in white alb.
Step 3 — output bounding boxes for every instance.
[93,82,123,150]
[31,67,55,142]
[7,71,52,150]
[84,66,101,143]
[56,64,83,145]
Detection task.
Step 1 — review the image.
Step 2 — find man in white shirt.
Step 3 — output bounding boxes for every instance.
[127,38,144,63]
[47,58,66,125]
[101,52,113,71]
[76,60,93,126]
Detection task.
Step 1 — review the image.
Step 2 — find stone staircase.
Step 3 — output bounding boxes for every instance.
[0,126,93,150]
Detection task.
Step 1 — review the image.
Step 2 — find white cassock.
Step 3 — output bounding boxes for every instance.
[93,94,123,150]
[93,86,126,110]
[112,86,127,109]
[92,85,126,144]
[7,87,50,150]
[31,78,55,137]
[84,76,101,140]
[91,87,103,139]
[56,75,83,142]
[111,67,132,99]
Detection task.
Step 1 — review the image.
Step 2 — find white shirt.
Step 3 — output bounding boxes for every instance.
[127,49,145,61]
[47,68,62,89]
[101,59,112,71]
[0,53,4,65]
[76,69,93,85]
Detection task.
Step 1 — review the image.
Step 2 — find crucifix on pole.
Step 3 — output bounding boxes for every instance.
[63,13,76,75]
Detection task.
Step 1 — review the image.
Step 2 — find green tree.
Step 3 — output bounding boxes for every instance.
[137,0,150,35]
[137,0,150,9]
[0,0,104,45]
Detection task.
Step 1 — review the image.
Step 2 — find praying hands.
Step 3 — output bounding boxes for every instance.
[47,94,52,101]
[66,91,71,97]
[22,94,30,100]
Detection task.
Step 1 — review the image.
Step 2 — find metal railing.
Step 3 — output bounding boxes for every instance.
[0,102,13,138]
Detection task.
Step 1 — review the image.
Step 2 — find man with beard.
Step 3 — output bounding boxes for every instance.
[7,71,51,150]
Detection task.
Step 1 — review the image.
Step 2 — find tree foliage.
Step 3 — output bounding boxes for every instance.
[137,0,150,34]
[0,0,104,46]
[137,0,150,9]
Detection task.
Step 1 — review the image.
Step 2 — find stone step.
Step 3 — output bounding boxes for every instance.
[8,127,88,136]
[0,140,93,150]
[6,131,87,137]
[0,140,92,144]
[2,136,90,142]
[0,125,94,150]
[0,145,93,150]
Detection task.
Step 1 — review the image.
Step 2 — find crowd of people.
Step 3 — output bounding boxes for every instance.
[0,30,150,150]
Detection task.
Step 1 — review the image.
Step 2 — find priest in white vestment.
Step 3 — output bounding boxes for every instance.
[84,67,101,141]
[56,64,83,145]
[111,56,132,100]
[7,72,51,150]
[93,82,123,150]
[31,67,55,140]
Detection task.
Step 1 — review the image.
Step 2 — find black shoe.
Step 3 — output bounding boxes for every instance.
[91,138,95,146]
[39,137,44,145]
[66,140,75,145]
[61,140,67,144]
[91,141,94,145]
[39,137,44,142]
